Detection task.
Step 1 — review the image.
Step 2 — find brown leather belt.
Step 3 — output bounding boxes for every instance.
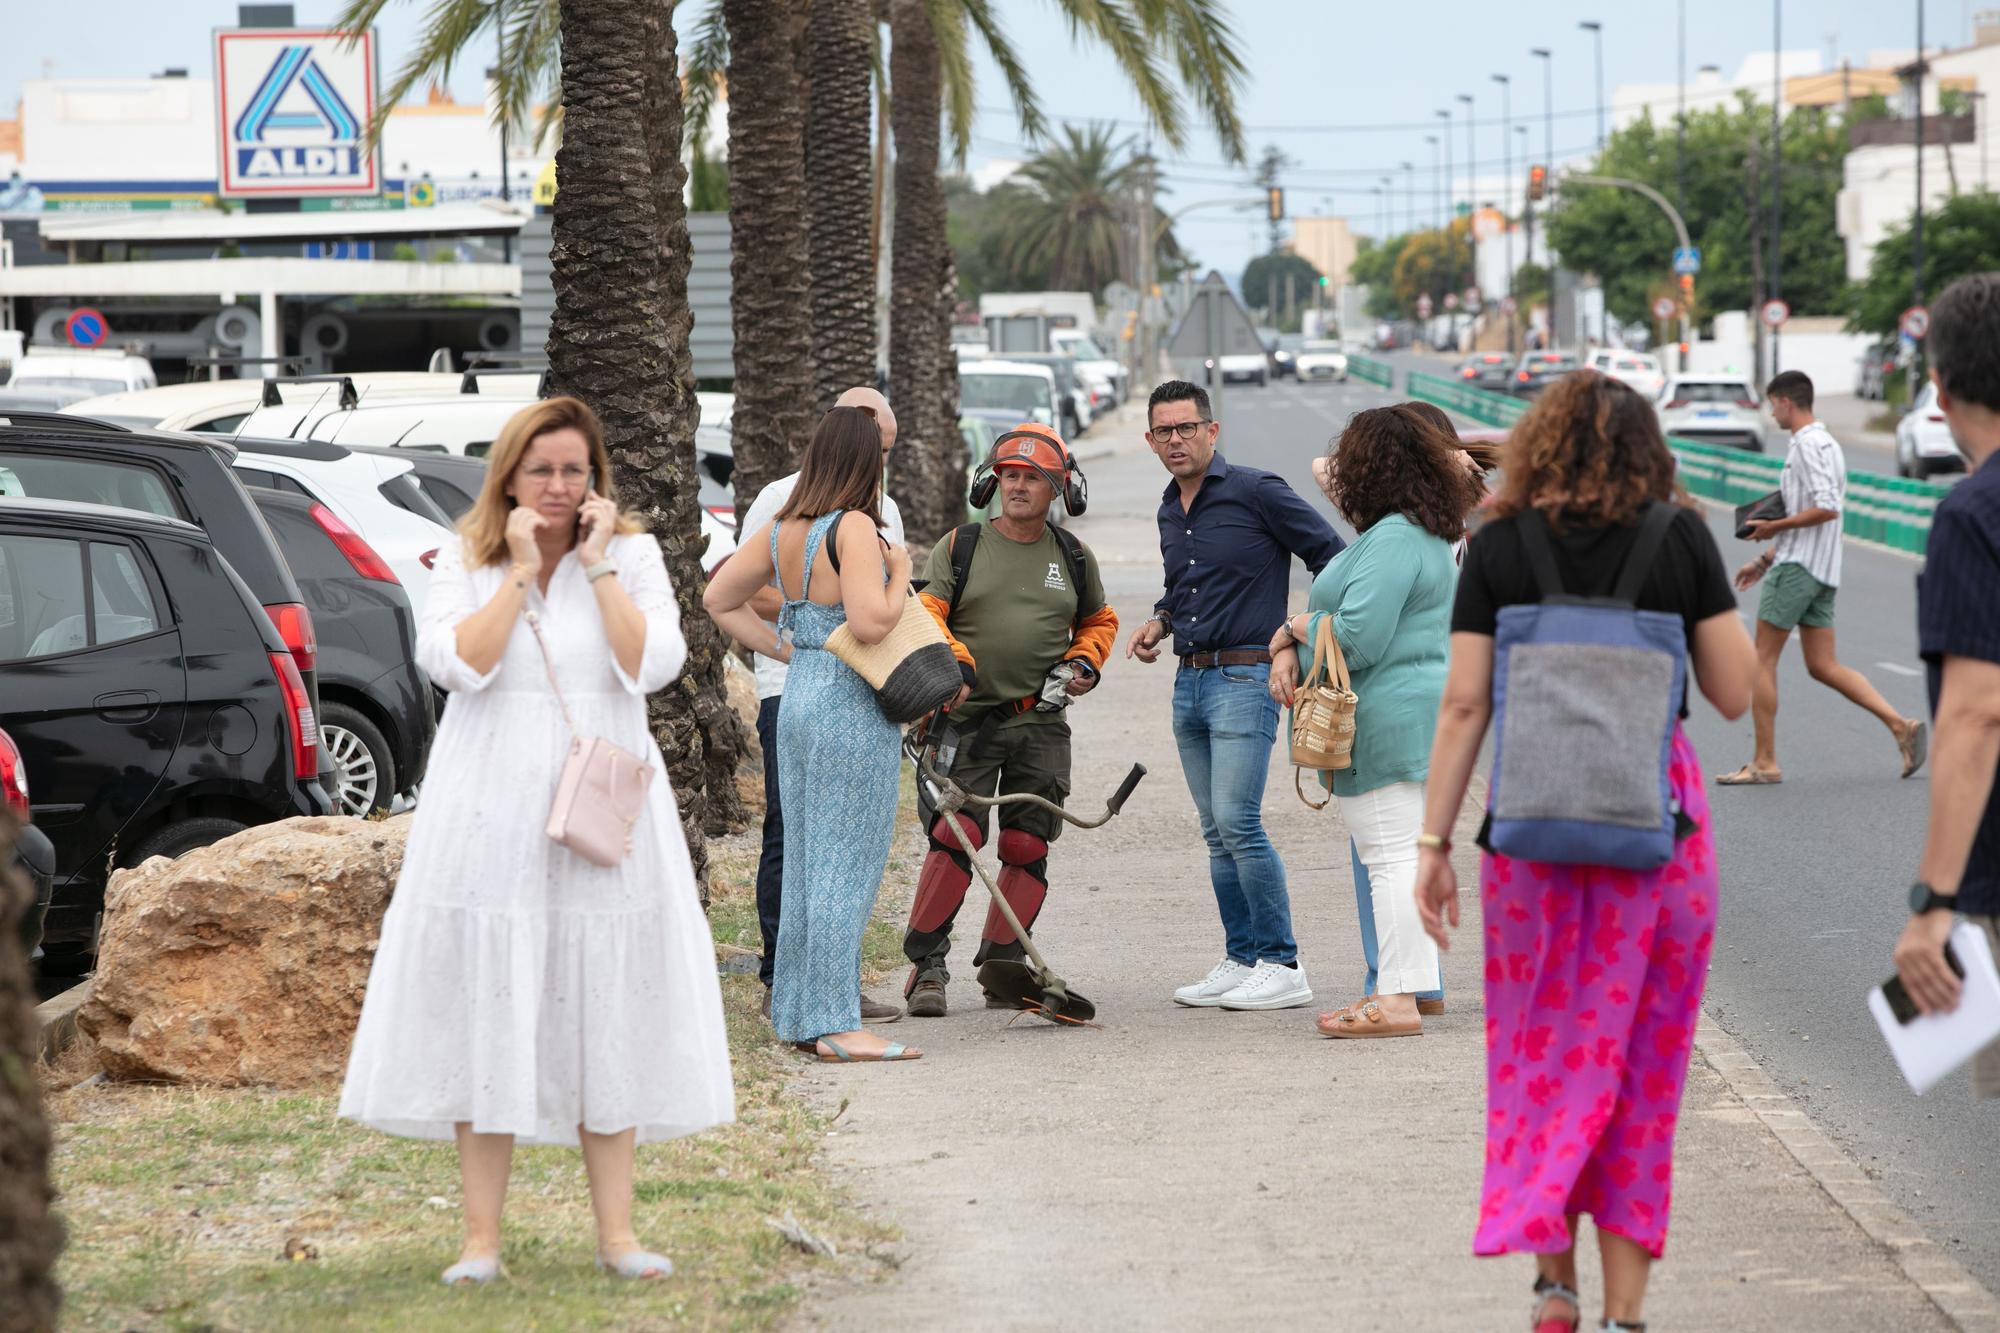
[1179,648,1273,669]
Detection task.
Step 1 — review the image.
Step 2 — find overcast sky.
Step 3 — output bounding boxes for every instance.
[5,0,1979,280]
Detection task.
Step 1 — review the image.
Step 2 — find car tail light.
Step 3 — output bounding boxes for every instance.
[269,650,319,781]
[1735,398,1758,408]
[1517,371,1532,382]
[0,729,27,817]
[1461,367,1477,379]
[309,502,399,584]
[707,504,738,527]
[1663,399,1687,409]
[262,600,318,673]
[419,547,439,569]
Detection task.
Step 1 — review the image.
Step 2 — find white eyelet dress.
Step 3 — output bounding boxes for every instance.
[338,533,735,1145]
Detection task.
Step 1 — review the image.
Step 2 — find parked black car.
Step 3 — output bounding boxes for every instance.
[248,487,434,816]
[1456,351,1515,392]
[2,725,55,965]
[0,498,330,972]
[0,411,327,750]
[1509,350,1581,397]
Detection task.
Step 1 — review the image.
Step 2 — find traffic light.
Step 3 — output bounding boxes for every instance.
[1267,186,1285,223]
[1527,164,1548,202]
[1679,272,1695,295]
[1318,275,1329,288]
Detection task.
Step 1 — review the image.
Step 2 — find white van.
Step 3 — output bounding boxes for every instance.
[7,348,157,397]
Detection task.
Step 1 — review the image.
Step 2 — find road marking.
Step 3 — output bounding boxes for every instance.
[1875,660,1923,677]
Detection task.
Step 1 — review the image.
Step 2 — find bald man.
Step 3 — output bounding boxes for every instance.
[739,391,907,1022]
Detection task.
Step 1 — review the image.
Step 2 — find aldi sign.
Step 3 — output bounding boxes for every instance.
[216,28,379,198]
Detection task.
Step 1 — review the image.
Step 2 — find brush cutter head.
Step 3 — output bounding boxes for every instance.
[978,959,1096,1024]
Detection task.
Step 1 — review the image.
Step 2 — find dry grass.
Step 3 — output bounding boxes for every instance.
[41,784,925,1332]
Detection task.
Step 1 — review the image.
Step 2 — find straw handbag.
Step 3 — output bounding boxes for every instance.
[1290,615,1358,809]
[825,591,965,723]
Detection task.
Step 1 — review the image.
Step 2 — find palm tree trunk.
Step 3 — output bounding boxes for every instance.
[724,0,817,516]
[806,0,878,410]
[549,0,745,899]
[887,0,964,546]
[0,807,63,1331]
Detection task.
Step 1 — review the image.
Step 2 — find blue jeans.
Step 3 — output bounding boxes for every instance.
[754,694,785,988]
[1173,661,1297,965]
[1350,838,1444,1002]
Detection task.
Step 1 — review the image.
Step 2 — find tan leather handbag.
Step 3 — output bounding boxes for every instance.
[824,591,965,723]
[1290,615,1358,809]
[525,609,652,866]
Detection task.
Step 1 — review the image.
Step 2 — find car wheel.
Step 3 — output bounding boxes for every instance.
[36,941,95,979]
[125,816,248,867]
[321,702,396,818]
[1255,372,1267,386]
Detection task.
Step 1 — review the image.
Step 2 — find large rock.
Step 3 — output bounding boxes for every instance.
[77,815,409,1087]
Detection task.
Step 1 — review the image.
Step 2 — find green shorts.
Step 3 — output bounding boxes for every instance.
[1758,560,1837,631]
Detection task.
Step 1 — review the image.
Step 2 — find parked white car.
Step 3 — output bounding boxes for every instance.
[7,348,156,398]
[1895,381,1967,479]
[1048,329,1128,404]
[1656,375,1766,452]
[227,439,455,614]
[1208,351,1269,386]
[1589,349,1666,400]
[1294,340,1350,382]
[957,360,1061,429]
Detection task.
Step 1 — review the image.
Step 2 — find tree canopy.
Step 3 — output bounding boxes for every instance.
[1242,250,1321,327]
[1852,192,2000,336]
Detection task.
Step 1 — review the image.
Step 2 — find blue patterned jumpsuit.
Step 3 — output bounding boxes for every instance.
[769,511,903,1043]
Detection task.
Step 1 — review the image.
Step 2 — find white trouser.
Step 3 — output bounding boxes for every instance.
[1336,780,1441,997]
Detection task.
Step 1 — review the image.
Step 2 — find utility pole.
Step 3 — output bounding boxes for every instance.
[1770,0,1784,374]
[1458,92,1476,338]
[1915,0,1928,395]
[1402,161,1415,235]
[1580,20,1605,151]
[1438,108,1456,345]
[1677,0,1688,218]
[1494,72,1516,353]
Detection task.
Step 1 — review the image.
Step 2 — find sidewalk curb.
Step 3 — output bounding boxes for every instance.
[1694,1014,2000,1329]
[34,980,88,1061]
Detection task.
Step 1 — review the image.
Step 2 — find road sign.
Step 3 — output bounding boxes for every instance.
[1760,298,1790,329]
[1652,296,1677,321]
[1462,285,1482,307]
[64,307,109,348]
[1901,305,1931,340]
[1415,294,1434,319]
[1500,295,1518,314]
[1443,292,1460,311]
[1672,246,1702,276]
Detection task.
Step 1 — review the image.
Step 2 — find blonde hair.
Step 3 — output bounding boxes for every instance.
[459,396,645,567]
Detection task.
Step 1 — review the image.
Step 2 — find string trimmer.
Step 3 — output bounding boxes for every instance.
[909,735,1146,1025]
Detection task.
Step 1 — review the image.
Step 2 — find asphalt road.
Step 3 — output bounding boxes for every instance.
[1191,366,1999,1292]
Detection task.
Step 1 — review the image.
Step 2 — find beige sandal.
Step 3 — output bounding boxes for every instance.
[1320,998,1422,1039]
[1715,764,1782,786]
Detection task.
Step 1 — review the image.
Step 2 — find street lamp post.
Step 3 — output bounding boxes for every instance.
[1426,135,1442,233]
[1458,93,1476,338]
[1401,161,1416,236]
[1374,182,1388,239]
[1580,20,1605,151]
[1915,0,1928,395]
[1770,0,1783,372]
[1493,72,1515,353]
[1438,108,1455,342]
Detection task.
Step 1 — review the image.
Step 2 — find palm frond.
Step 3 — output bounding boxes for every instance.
[341,0,496,150]
[955,0,1048,153]
[1049,0,1183,151]
[684,0,729,154]
[1144,0,1249,163]
[925,0,978,166]
[496,0,562,139]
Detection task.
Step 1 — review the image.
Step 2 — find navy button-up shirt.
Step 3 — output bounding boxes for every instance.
[1154,452,1343,656]
[1918,449,2000,915]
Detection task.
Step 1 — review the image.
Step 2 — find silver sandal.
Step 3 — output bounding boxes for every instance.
[440,1254,502,1286]
[597,1248,674,1280]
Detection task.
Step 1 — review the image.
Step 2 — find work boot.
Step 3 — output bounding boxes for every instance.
[860,993,904,1023]
[906,971,949,1018]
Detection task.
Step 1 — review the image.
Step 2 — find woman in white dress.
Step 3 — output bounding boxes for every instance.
[339,396,734,1286]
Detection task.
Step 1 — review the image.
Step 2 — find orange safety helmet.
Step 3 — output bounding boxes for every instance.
[969,422,1089,515]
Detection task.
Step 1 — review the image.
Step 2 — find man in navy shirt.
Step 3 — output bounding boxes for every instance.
[1125,379,1342,1010]
[1893,273,2000,1102]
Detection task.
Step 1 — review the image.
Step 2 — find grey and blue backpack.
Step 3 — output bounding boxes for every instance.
[1485,501,1689,871]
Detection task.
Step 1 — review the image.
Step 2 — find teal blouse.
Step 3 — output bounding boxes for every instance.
[1294,513,1457,797]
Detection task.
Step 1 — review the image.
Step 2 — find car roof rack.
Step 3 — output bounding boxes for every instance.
[260,374,360,411]
[461,351,546,367]
[459,366,549,395]
[0,410,132,434]
[185,354,309,376]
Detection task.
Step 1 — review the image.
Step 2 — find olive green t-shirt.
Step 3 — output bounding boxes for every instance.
[924,521,1107,728]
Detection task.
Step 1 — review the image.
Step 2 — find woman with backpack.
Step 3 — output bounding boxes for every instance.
[1412,373,1756,1332]
[1273,404,1483,1039]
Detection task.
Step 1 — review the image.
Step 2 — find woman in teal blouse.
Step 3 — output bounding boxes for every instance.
[1269,405,1484,1039]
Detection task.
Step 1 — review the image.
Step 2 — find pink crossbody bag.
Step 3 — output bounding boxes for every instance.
[524,608,652,866]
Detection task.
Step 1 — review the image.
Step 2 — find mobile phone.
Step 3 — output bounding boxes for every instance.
[587,467,599,496]
[1882,939,1966,1025]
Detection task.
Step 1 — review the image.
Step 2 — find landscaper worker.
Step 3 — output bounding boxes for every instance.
[902,424,1119,1017]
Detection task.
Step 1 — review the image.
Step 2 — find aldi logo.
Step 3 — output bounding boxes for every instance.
[216,29,379,198]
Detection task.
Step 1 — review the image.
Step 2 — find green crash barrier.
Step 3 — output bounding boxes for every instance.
[1408,374,1951,550]
[1349,355,1396,390]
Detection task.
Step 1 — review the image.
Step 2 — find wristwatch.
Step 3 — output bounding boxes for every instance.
[1909,881,1957,915]
[1417,833,1452,853]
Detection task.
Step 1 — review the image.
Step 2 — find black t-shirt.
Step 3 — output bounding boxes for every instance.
[1453,502,1736,716]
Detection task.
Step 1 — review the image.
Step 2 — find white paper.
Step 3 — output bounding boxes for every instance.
[1869,920,2000,1095]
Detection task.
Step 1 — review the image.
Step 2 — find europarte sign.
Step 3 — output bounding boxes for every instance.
[215,28,379,198]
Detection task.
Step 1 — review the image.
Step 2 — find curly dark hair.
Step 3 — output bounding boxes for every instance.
[1491,371,1682,530]
[1322,404,1485,540]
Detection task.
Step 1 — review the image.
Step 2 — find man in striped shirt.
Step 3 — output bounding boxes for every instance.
[1717,370,1928,785]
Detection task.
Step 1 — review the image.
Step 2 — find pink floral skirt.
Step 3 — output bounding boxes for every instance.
[1474,725,1717,1260]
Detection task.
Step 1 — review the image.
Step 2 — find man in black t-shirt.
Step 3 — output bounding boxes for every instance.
[1892,275,2000,1100]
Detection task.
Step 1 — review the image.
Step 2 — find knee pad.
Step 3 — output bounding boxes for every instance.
[995,828,1048,867]
[984,829,1049,948]
[929,811,984,855]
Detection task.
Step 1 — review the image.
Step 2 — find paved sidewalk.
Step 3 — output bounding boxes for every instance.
[784,456,1968,1331]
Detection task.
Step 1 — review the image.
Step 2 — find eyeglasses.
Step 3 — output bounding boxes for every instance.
[1147,420,1211,444]
[519,463,589,485]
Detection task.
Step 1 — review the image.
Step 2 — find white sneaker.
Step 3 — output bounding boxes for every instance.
[1216,959,1314,1011]
[1173,959,1256,1007]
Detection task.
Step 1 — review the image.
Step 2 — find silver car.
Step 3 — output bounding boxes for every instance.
[1656,375,1765,452]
